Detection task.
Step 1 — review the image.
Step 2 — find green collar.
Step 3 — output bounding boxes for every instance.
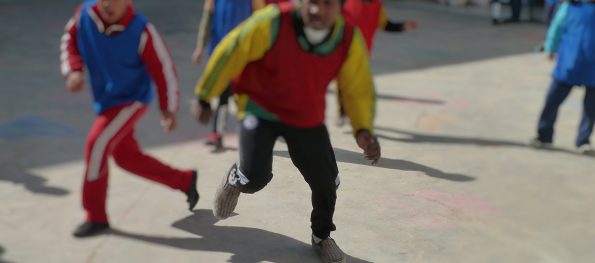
[292,9,345,56]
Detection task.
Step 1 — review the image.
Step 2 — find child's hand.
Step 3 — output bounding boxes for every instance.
[160,111,177,133]
[356,130,381,165]
[404,21,417,31]
[548,53,556,61]
[66,71,85,93]
[191,99,212,125]
[191,47,205,65]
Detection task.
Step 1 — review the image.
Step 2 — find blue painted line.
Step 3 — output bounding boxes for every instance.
[0,116,79,139]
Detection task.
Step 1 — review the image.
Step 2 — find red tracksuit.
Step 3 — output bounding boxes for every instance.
[61,4,193,224]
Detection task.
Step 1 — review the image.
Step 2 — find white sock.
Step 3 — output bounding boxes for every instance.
[312,234,324,244]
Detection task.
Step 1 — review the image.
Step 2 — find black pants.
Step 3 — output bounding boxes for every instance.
[211,86,233,134]
[227,116,340,238]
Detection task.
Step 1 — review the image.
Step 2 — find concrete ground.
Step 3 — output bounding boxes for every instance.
[1,0,594,262]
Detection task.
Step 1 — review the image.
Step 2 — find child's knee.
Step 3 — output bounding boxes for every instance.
[229,164,273,194]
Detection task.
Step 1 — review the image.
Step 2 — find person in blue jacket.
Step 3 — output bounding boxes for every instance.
[544,0,562,25]
[191,0,257,150]
[531,0,595,155]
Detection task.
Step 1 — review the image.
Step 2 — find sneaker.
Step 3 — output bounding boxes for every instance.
[205,133,222,146]
[185,170,200,211]
[214,137,224,150]
[528,138,552,149]
[73,221,110,238]
[578,144,595,156]
[213,170,240,220]
[312,236,346,263]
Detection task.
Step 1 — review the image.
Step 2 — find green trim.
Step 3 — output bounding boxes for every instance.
[269,13,281,48]
[199,40,237,98]
[294,13,346,56]
[297,34,310,51]
[245,100,279,122]
[314,16,345,55]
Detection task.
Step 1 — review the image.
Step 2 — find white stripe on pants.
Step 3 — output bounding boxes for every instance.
[87,102,143,182]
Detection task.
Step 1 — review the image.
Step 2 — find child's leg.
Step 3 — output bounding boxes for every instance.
[213,86,232,134]
[111,129,193,191]
[576,88,595,147]
[537,80,573,143]
[82,103,146,223]
[510,0,522,21]
[212,85,232,135]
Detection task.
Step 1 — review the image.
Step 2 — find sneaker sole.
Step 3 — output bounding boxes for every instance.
[213,173,240,220]
[311,239,347,263]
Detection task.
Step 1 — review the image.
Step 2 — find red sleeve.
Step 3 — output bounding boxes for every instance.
[60,6,84,77]
[140,23,180,113]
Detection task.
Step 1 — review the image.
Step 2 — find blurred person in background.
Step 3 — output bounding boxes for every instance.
[530,0,595,155]
[192,0,257,150]
[490,0,522,24]
[336,0,417,126]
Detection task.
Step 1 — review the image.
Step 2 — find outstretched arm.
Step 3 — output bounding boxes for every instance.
[192,0,213,64]
[378,6,417,33]
[337,29,381,164]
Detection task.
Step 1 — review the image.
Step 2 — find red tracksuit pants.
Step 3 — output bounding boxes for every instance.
[82,102,192,223]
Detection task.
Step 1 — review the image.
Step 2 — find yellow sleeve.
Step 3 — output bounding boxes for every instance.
[194,6,280,102]
[337,28,376,134]
[252,0,266,11]
[378,6,388,29]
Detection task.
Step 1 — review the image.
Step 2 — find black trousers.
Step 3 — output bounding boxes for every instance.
[227,116,340,238]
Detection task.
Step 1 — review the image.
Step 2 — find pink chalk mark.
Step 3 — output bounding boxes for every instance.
[448,99,470,109]
[391,191,499,228]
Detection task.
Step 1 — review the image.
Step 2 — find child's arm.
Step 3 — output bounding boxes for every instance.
[378,6,416,33]
[252,0,267,11]
[337,28,376,136]
[60,6,85,93]
[140,23,180,131]
[338,29,380,164]
[192,0,213,64]
[194,6,279,103]
[544,1,569,58]
[192,6,280,124]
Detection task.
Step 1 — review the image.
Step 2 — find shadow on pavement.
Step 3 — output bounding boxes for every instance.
[373,126,594,159]
[375,126,527,147]
[109,209,372,263]
[376,93,446,105]
[0,245,12,263]
[0,169,69,196]
[273,148,475,182]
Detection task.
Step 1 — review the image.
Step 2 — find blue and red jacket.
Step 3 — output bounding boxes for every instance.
[60,1,179,113]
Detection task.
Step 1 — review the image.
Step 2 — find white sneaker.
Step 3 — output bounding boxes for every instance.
[528,138,552,149]
[312,236,346,263]
[578,144,595,156]
[213,171,240,220]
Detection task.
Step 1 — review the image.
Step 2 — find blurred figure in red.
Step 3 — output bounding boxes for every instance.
[337,0,417,126]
